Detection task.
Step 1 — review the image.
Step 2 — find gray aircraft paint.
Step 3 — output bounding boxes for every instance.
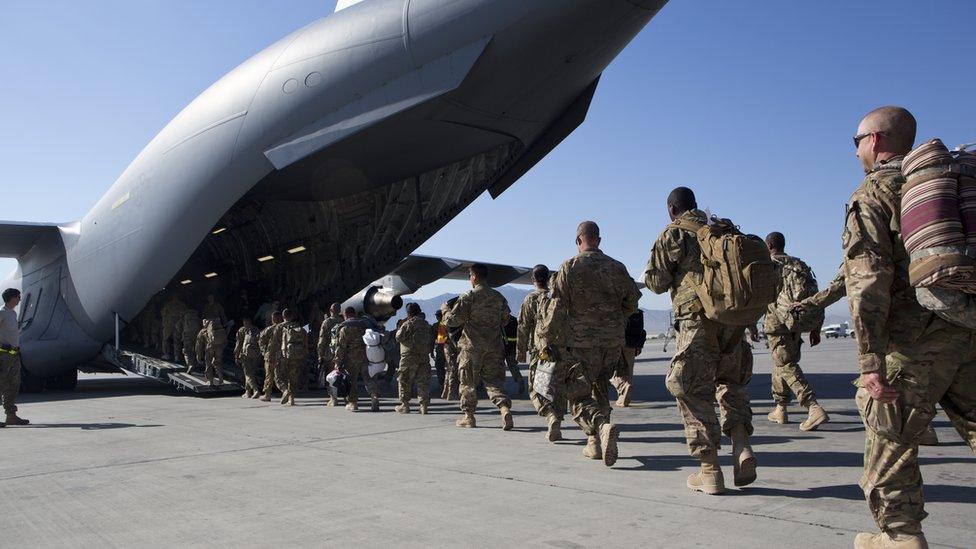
[0,0,666,378]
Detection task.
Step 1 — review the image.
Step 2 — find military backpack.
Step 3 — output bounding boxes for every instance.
[282,324,308,360]
[774,256,824,333]
[671,216,777,326]
[534,291,568,352]
[207,322,228,346]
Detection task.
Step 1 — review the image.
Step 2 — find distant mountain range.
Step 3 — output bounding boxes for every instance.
[393,286,851,334]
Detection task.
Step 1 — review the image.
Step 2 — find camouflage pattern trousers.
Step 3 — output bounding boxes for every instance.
[433,344,446,388]
[611,347,638,403]
[458,345,512,414]
[398,355,431,405]
[528,351,566,420]
[0,353,21,414]
[667,318,753,459]
[343,360,378,404]
[767,332,817,408]
[240,354,263,395]
[204,342,226,384]
[262,355,279,395]
[279,358,303,400]
[441,344,460,400]
[856,319,976,537]
[560,346,620,436]
[504,348,523,383]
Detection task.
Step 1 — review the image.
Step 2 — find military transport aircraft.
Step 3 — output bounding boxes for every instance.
[0,0,666,390]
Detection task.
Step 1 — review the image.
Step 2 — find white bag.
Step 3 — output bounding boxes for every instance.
[363,329,386,377]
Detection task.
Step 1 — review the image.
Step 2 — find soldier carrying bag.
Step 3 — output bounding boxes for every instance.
[282,325,308,360]
[671,216,778,327]
[207,321,228,346]
[775,256,824,333]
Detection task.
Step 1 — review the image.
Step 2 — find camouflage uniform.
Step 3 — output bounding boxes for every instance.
[203,300,227,327]
[844,157,976,538]
[443,284,512,415]
[433,321,448,388]
[396,316,432,406]
[259,323,283,396]
[196,320,226,385]
[804,266,846,310]
[317,314,343,368]
[644,209,753,458]
[179,310,202,372]
[517,288,566,420]
[765,253,822,408]
[550,249,641,436]
[160,296,186,359]
[334,320,376,404]
[441,334,460,400]
[234,325,263,396]
[503,315,524,390]
[278,320,307,402]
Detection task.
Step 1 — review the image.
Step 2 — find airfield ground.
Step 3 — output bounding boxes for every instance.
[2,338,973,548]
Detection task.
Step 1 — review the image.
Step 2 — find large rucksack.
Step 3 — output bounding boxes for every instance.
[534,291,569,353]
[282,324,308,360]
[775,256,824,333]
[672,216,778,326]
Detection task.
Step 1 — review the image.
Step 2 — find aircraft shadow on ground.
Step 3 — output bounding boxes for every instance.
[14,423,163,430]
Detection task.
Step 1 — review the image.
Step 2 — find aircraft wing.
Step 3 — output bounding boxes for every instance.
[375,254,534,295]
[0,221,62,258]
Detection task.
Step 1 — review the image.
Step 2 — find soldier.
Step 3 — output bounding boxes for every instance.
[433,309,448,390]
[234,317,263,398]
[395,303,432,414]
[441,301,461,401]
[0,288,29,427]
[764,231,830,431]
[258,311,284,402]
[444,263,514,430]
[502,314,527,395]
[517,264,565,442]
[333,307,379,412]
[549,221,640,466]
[203,294,227,326]
[844,107,975,549]
[644,188,758,493]
[180,309,203,374]
[317,302,343,405]
[159,294,186,360]
[278,308,308,406]
[612,311,646,408]
[196,317,227,387]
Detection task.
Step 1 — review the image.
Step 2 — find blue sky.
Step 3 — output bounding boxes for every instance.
[1,1,974,313]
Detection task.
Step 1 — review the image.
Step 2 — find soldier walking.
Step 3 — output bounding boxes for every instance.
[279,309,308,406]
[333,307,379,412]
[318,303,343,406]
[196,317,227,388]
[258,311,284,401]
[234,317,263,398]
[395,303,432,414]
[0,289,29,427]
[517,264,565,443]
[444,263,514,430]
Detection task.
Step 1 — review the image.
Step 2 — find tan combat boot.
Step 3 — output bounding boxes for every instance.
[370,397,380,412]
[500,405,514,431]
[241,390,251,399]
[582,436,602,460]
[800,403,829,431]
[546,415,563,443]
[259,393,272,402]
[326,396,338,407]
[730,424,757,487]
[456,412,476,428]
[854,531,928,549]
[918,426,939,446]
[287,396,295,406]
[5,413,29,426]
[767,404,788,424]
[687,450,726,495]
[280,394,289,405]
[599,423,620,467]
[419,403,429,415]
[345,402,358,412]
[395,402,410,414]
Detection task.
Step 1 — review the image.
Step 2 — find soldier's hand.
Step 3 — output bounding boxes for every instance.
[809,331,821,347]
[749,331,760,343]
[861,371,899,403]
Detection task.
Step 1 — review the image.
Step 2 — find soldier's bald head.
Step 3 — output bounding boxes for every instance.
[576,221,601,251]
[667,187,697,214]
[765,231,785,253]
[858,106,917,154]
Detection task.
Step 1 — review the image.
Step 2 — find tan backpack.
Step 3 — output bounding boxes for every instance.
[672,217,777,326]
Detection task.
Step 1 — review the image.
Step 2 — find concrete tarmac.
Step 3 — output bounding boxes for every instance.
[2,338,973,548]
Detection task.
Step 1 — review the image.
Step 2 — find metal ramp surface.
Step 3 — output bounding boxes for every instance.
[116,349,242,394]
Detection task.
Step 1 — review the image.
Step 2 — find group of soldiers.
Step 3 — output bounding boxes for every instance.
[124,105,974,549]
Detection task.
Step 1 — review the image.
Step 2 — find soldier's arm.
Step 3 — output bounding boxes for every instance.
[333,328,347,365]
[234,328,244,360]
[443,294,471,328]
[843,197,894,374]
[801,266,846,310]
[516,299,534,361]
[621,273,641,319]
[316,321,329,359]
[643,230,681,295]
[195,331,206,362]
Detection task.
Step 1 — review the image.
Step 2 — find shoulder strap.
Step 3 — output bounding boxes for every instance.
[669,218,704,233]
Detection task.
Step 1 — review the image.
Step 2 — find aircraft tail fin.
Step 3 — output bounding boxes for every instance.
[335,0,366,13]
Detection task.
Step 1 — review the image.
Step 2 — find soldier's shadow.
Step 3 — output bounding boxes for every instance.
[746,483,976,503]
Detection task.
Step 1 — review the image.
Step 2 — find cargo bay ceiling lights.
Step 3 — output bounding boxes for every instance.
[211,227,227,235]
[204,272,218,278]
[257,255,275,262]
[287,246,307,254]
[180,279,192,285]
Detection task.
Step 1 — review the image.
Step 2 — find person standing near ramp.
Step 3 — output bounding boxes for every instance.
[0,288,29,427]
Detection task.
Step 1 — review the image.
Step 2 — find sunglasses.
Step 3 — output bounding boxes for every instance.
[853,131,884,149]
